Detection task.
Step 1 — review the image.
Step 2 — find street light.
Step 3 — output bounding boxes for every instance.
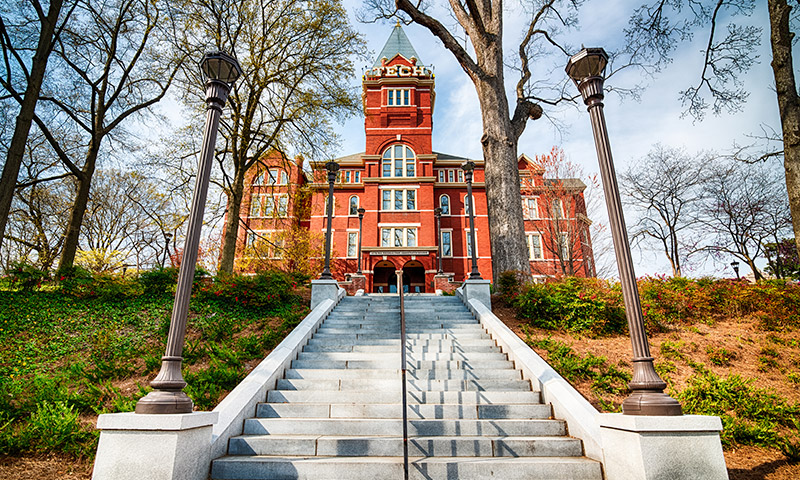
[567,47,681,416]
[731,261,740,280]
[357,207,366,275]
[162,232,173,268]
[434,207,443,275]
[319,161,340,280]
[461,161,482,280]
[135,51,242,415]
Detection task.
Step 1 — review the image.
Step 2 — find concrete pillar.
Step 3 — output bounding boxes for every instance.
[460,278,491,309]
[92,412,218,480]
[598,414,728,480]
[311,279,340,309]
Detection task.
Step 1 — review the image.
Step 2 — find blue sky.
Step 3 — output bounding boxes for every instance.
[335,0,782,278]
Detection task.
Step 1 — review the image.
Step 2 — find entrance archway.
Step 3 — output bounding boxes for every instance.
[403,260,425,293]
[372,260,396,293]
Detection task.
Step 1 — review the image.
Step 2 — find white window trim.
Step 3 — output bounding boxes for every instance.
[440,228,453,257]
[381,188,417,211]
[346,232,359,258]
[251,193,289,218]
[526,232,544,260]
[439,194,451,216]
[465,228,477,258]
[463,194,476,216]
[349,195,360,216]
[381,144,416,178]
[524,196,540,220]
[380,226,418,247]
[387,88,411,107]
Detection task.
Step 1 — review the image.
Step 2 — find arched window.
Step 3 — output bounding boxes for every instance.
[349,195,359,216]
[439,195,450,215]
[382,144,416,178]
[464,194,475,215]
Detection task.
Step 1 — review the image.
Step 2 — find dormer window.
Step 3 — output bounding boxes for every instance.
[387,88,410,106]
[382,144,416,177]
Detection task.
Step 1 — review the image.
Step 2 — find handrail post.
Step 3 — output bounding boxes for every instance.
[395,270,409,480]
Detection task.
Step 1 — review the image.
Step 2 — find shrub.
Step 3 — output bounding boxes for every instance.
[196,270,299,310]
[677,370,800,450]
[513,277,626,335]
[497,270,525,300]
[5,262,47,291]
[139,267,179,295]
[59,269,143,300]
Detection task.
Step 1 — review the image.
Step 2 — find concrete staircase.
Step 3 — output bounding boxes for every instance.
[211,295,602,479]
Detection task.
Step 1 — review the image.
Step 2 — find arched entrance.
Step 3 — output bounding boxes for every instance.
[372,260,396,293]
[403,260,425,293]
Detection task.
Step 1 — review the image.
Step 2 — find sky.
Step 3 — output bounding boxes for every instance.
[333,0,784,279]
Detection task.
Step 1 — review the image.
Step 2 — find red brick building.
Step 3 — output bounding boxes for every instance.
[232,25,595,291]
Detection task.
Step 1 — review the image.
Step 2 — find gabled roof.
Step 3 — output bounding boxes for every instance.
[373,23,421,67]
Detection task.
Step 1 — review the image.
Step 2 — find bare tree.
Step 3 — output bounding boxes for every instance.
[177,0,367,274]
[30,0,183,271]
[626,0,800,260]
[0,0,75,255]
[699,158,792,280]
[621,144,710,277]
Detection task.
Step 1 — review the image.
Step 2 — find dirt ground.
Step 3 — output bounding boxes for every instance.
[492,299,800,479]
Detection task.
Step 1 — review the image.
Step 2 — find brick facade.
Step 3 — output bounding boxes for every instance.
[230,25,595,290]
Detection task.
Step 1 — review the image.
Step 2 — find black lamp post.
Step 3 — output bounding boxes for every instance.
[731,261,740,279]
[357,207,366,275]
[567,47,681,416]
[461,161,482,280]
[319,161,340,280]
[434,207,443,275]
[162,232,173,268]
[136,51,242,414]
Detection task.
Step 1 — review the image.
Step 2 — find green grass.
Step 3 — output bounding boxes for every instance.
[0,282,308,459]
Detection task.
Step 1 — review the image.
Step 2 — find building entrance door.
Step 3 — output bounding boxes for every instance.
[372,260,397,293]
[403,260,425,293]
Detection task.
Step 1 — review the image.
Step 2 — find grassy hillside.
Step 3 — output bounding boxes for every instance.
[0,268,309,475]
[496,274,800,480]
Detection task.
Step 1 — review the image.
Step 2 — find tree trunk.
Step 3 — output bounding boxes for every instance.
[476,79,531,281]
[0,0,64,255]
[218,169,246,274]
[57,142,99,271]
[768,0,800,258]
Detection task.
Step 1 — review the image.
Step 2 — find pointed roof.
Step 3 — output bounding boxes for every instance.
[373,23,421,67]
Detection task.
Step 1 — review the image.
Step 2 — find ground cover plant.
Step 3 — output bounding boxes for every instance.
[0,268,309,462]
[496,274,800,479]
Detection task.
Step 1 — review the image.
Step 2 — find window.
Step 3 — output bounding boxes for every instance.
[342,170,362,184]
[347,232,358,257]
[381,188,416,211]
[437,168,464,183]
[349,196,359,216]
[558,232,570,260]
[324,195,334,216]
[552,198,564,219]
[465,230,475,257]
[524,197,539,219]
[463,195,476,215]
[245,231,284,258]
[439,195,450,215]
[259,169,288,185]
[526,233,543,260]
[250,194,288,217]
[440,230,452,257]
[380,227,417,247]
[382,144,416,177]
[387,88,410,106]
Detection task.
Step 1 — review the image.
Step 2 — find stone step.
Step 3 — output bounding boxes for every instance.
[228,434,582,457]
[255,403,551,419]
[242,418,566,436]
[322,319,476,326]
[284,368,520,380]
[290,359,514,370]
[306,338,496,347]
[211,455,602,480]
[311,332,491,340]
[275,378,531,392]
[267,390,541,404]
[301,344,500,353]
[315,326,485,335]
[296,351,506,362]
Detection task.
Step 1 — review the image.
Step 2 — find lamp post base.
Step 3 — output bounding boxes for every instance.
[135,389,194,414]
[622,390,682,416]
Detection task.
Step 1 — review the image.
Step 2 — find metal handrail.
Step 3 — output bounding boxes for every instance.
[396,270,409,480]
